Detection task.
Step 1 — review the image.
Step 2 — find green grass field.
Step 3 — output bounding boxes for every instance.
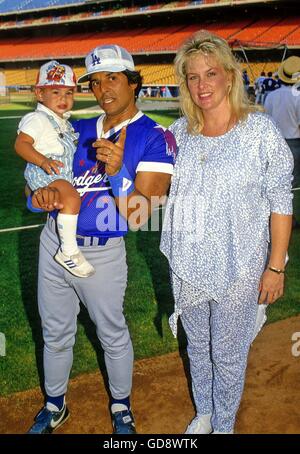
[0,99,299,396]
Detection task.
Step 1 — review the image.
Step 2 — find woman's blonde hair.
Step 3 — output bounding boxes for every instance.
[174,30,255,134]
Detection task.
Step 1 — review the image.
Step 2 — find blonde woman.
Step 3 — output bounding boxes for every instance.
[160,31,293,434]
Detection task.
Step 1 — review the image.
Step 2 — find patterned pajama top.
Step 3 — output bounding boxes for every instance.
[160,112,294,333]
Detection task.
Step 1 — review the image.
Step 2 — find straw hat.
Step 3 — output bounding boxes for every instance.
[278,56,300,84]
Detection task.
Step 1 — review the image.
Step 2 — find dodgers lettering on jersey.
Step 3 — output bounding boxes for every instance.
[69,112,175,238]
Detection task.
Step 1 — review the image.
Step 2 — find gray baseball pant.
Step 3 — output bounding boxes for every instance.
[38,217,133,400]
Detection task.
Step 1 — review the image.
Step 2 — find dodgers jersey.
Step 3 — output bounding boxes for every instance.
[62,111,175,238]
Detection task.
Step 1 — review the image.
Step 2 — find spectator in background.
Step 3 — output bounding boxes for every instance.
[273,72,282,90]
[265,56,300,224]
[254,71,266,104]
[165,86,173,98]
[261,71,276,104]
[242,69,250,93]
[161,86,167,98]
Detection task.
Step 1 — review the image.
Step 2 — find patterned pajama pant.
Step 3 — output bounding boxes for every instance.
[177,276,260,432]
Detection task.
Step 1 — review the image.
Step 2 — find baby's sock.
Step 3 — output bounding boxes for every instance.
[57,213,79,256]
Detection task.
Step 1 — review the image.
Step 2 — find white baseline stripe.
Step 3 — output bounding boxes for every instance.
[0,116,23,120]
[136,161,174,174]
[0,223,44,233]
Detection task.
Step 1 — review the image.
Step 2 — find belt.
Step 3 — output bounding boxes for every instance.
[76,235,109,247]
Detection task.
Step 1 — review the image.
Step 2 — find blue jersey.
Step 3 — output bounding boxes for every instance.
[262,77,277,93]
[65,111,175,238]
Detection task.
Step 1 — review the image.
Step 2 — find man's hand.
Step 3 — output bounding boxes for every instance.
[32,187,64,211]
[258,269,284,305]
[93,127,126,176]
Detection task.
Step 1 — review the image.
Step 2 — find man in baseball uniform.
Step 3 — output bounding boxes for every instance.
[27,44,175,434]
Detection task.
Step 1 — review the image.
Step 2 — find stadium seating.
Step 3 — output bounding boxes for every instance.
[2,61,282,87]
[231,18,282,43]
[0,0,85,14]
[0,1,298,90]
[1,0,244,14]
[281,24,300,46]
[247,17,300,45]
[1,18,300,62]
[0,1,285,30]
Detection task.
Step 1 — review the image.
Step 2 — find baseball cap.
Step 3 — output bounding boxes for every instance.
[77,44,135,83]
[36,60,76,88]
[278,56,300,84]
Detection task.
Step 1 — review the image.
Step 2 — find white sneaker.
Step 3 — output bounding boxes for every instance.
[54,248,95,278]
[185,414,212,434]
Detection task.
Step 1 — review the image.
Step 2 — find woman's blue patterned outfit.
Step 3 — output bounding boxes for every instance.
[160,112,294,432]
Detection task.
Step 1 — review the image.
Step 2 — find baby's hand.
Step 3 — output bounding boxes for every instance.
[40,157,64,175]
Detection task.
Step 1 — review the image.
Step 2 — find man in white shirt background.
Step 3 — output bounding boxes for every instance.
[254,71,266,105]
[265,56,300,227]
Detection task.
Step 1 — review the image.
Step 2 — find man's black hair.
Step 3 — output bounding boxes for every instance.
[88,69,143,98]
[122,69,143,98]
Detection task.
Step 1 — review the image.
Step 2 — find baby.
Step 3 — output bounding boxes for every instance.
[15,60,94,278]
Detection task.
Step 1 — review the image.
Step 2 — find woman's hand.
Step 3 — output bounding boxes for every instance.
[258,269,284,304]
